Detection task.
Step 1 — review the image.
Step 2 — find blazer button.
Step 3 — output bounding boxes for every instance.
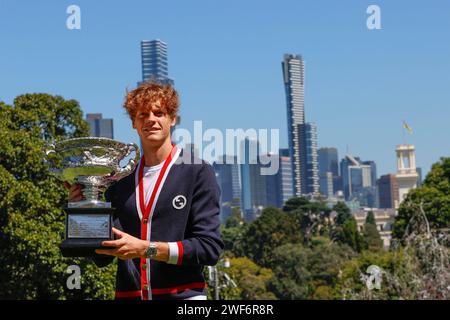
[143,219,148,224]
[142,263,147,270]
[142,285,148,291]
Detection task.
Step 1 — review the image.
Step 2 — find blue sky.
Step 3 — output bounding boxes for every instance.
[1,0,449,176]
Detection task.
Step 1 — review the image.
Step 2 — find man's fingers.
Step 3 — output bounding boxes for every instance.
[95,248,118,256]
[68,190,83,201]
[70,184,82,192]
[69,195,84,202]
[67,183,84,202]
[112,227,125,238]
[101,239,125,247]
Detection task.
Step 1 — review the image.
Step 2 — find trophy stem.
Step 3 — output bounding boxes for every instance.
[68,176,111,208]
[82,183,102,202]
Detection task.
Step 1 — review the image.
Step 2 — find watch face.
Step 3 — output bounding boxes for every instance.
[147,244,157,258]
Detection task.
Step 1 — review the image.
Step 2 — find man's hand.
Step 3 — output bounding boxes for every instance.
[63,181,84,202]
[95,228,169,262]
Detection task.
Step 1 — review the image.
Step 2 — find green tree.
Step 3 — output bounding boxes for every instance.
[336,218,366,253]
[218,257,276,300]
[282,197,332,245]
[240,207,302,267]
[333,202,352,225]
[221,209,247,256]
[225,207,244,228]
[363,211,383,251]
[0,94,116,299]
[267,243,311,299]
[393,157,450,240]
[307,237,356,299]
[283,196,311,212]
[331,202,366,252]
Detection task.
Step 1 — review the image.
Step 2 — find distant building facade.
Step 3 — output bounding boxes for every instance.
[86,113,114,139]
[377,174,399,209]
[395,144,419,207]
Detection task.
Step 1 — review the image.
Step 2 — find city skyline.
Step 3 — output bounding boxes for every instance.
[1,1,449,177]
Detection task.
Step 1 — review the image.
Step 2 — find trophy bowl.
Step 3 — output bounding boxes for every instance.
[45,137,140,257]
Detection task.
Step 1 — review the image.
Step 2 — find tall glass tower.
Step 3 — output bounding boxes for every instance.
[139,39,174,86]
[282,54,319,195]
[239,138,266,222]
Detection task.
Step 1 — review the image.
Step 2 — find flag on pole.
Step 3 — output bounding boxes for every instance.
[403,121,413,134]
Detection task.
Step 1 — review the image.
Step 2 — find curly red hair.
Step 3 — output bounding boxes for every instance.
[123,81,179,120]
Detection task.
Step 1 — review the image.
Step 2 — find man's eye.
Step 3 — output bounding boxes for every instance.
[154,112,163,117]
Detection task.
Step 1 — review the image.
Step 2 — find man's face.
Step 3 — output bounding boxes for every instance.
[133,99,176,146]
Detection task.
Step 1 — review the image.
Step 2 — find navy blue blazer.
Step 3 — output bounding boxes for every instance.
[96,147,224,300]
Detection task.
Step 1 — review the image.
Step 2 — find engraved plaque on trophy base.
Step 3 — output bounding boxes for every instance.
[60,207,115,257]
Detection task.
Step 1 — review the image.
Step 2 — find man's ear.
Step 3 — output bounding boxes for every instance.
[170,116,177,127]
[132,119,136,129]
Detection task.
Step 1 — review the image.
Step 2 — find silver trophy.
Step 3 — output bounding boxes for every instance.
[45,137,140,257]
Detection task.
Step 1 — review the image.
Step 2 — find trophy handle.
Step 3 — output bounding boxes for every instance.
[44,143,56,156]
[114,143,140,180]
[43,143,61,174]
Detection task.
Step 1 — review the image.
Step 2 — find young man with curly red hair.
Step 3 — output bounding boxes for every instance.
[66,82,223,300]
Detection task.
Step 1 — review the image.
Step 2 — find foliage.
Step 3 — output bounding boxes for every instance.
[363,211,383,251]
[267,243,311,299]
[221,209,247,256]
[267,238,355,300]
[332,215,366,253]
[219,257,276,300]
[0,94,116,299]
[282,197,332,245]
[240,207,302,267]
[333,202,352,226]
[393,157,450,240]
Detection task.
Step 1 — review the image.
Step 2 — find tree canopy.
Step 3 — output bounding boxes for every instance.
[393,157,450,240]
[0,94,115,299]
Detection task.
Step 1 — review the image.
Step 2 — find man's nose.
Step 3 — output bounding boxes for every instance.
[144,112,157,122]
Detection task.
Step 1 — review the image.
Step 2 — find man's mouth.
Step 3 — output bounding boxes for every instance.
[143,127,160,133]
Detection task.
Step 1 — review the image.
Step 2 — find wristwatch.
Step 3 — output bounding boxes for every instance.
[145,242,157,259]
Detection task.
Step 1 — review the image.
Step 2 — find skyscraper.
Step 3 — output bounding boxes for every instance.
[318,147,339,176]
[282,54,319,196]
[305,123,319,194]
[340,155,373,200]
[262,151,294,208]
[139,39,174,86]
[86,113,114,139]
[213,155,241,223]
[278,149,294,205]
[318,147,339,197]
[319,172,334,198]
[240,138,266,221]
[377,174,399,209]
[362,160,378,188]
[137,39,178,144]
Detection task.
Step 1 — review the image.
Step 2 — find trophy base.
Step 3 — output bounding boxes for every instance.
[61,207,115,257]
[60,239,110,257]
